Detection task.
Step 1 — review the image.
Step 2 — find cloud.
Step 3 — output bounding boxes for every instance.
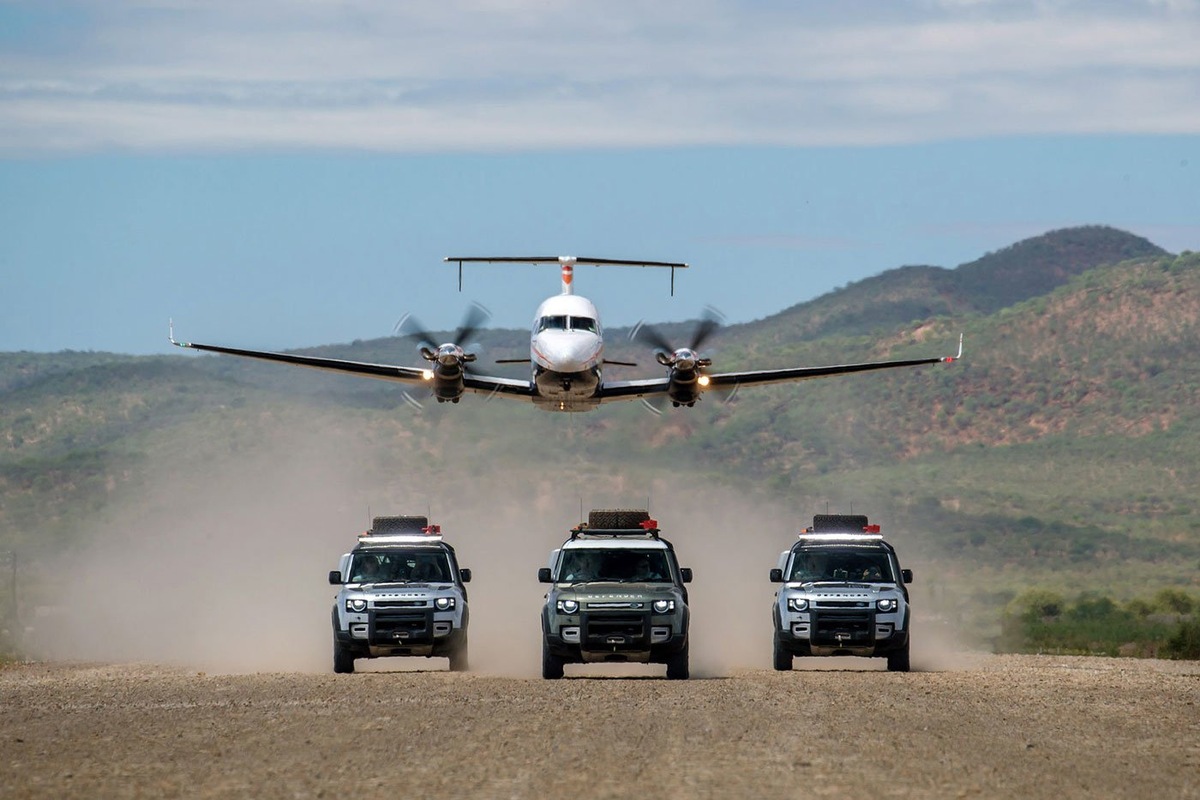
[1,0,1198,153]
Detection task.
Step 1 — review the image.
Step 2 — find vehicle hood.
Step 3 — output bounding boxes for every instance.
[556,582,680,601]
[785,582,900,599]
[349,582,454,597]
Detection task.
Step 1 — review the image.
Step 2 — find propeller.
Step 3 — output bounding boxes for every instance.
[395,302,491,367]
[631,306,723,370]
[631,307,726,411]
[393,302,492,407]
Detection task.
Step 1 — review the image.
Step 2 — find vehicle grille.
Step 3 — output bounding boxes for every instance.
[369,609,433,644]
[811,608,875,646]
[375,600,426,608]
[581,611,650,651]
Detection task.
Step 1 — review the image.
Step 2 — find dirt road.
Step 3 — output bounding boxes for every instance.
[2,655,1197,799]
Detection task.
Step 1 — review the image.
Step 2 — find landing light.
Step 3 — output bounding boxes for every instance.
[421,369,434,381]
[697,375,711,387]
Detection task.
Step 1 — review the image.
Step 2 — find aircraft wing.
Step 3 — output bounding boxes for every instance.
[599,336,961,400]
[704,353,953,389]
[595,377,674,400]
[169,333,535,398]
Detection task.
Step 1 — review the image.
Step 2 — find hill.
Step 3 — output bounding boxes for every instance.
[743,225,1166,342]
[2,226,1198,649]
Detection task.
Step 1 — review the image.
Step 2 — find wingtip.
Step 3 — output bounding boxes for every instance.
[941,333,964,363]
[168,318,189,348]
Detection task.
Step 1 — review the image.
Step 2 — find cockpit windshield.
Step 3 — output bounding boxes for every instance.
[789,548,895,583]
[557,549,672,583]
[350,550,452,583]
[536,315,599,334]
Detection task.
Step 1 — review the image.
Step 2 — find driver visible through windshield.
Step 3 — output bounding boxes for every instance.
[558,549,670,583]
[349,550,452,583]
[789,548,895,583]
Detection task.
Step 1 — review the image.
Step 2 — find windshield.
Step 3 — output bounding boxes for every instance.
[537,315,598,333]
[788,548,895,583]
[557,549,672,583]
[349,550,452,583]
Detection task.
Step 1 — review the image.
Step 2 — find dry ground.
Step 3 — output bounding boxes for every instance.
[2,654,1198,799]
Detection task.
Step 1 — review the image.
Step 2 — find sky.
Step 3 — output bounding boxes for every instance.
[2,0,1199,355]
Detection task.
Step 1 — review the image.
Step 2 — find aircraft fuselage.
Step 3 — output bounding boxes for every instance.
[529,293,604,411]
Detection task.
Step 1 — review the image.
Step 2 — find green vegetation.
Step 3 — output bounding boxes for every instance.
[2,227,1199,659]
[997,588,1200,658]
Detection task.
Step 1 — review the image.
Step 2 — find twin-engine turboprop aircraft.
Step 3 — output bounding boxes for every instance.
[169,255,962,413]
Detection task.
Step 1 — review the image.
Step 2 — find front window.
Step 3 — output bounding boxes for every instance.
[350,550,453,583]
[571,316,598,333]
[536,315,598,333]
[788,548,895,583]
[557,549,672,583]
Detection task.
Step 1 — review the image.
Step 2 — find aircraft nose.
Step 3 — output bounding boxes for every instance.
[537,334,600,372]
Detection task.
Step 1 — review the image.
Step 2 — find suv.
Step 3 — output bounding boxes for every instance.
[770,514,912,672]
[328,515,471,673]
[538,509,692,680]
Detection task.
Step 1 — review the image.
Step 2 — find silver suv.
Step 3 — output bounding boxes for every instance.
[539,509,692,680]
[770,514,912,672]
[328,516,471,673]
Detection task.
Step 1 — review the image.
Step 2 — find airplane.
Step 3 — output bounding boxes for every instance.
[169,255,962,412]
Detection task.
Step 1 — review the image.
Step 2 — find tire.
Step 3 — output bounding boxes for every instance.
[773,638,793,671]
[811,514,870,533]
[665,645,689,680]
[886,643,911,673]
[588,509,650,529]
[333,638,355,674]
[448,641,469,672]
[541,640,565,680]
[371,515,428,533]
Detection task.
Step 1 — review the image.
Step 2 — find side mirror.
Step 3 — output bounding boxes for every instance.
[902,569,913,584]
[769,568,784,583]
[459,568,472,584]
[328,570,343,585]
[679,567,693,584]
[537,567,553,583]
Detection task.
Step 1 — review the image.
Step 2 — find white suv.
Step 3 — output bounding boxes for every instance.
[770,514,912,672]
[329,516,471,673]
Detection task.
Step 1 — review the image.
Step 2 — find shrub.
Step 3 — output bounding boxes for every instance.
[1164,618,1200,660]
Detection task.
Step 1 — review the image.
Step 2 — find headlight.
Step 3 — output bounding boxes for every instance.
[652,599,675,614]
[434,597,455,611]
[787,598,809,612]
[556,599,579,614]
[876,598,898,613]
[345,598,368,613]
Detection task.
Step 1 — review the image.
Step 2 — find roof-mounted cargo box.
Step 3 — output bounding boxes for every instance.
[571,508,660,539]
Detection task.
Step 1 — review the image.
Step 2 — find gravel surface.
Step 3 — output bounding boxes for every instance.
[2,655,1198,799]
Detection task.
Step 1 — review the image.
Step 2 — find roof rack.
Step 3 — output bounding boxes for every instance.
[569,519,661,540]
[357,523,443,545]
[798,523,881,536]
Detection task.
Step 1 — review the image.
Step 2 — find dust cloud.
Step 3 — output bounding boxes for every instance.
[27,405,979,677]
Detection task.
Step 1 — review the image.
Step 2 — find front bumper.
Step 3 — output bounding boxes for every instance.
[544,608,688,664]
[777,607,907,657]
[336,608,467,659]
